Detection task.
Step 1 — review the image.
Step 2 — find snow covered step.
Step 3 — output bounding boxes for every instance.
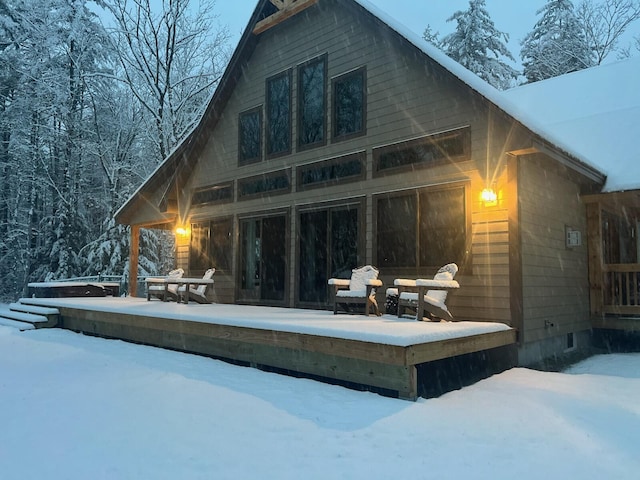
[11,301,60,328]
[0,316,36,331]
[0,310,50,329]
[10,303,59,317]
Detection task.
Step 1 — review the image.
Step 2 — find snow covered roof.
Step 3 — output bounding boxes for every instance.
[355,0,638,192]
[502,57,640,193]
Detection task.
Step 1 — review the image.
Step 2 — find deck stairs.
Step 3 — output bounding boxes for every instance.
[0,300,60,331]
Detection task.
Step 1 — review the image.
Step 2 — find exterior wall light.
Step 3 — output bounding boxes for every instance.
[480,188,498,207]
[175,226,190,237]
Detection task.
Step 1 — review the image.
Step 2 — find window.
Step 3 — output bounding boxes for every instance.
[376,186,467,269]
[238,107,262,164]
[299,205,360,304]
[237,169,291,200]
[602,211,638,264]
[189,217,233,275]
[333,67,366,140]
[191,182,233,206]
[240,214,287,302]
[266,70,291,157]
[189,222,210,275]
[374,127,470,175]
[298,55,327,149]
[210,217,233,272]
[298,152,364,190]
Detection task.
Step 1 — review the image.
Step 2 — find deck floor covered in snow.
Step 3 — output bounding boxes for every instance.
[22,297,516,399]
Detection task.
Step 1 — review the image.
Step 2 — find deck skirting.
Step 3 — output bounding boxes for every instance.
[42,302,516,400]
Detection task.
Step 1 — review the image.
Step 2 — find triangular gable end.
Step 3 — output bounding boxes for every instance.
[116,0,606,230]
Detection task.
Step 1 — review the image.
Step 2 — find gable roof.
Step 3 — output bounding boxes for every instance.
[116,0,616,224]
[502,57,640,193]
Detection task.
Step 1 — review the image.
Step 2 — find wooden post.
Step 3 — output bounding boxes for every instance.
[507,155,524,344]
[129,225,140,297]
[586,202,603,315]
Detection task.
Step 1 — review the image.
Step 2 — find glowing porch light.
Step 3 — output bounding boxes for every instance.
[175,226,190,236]
[480,188,498,206]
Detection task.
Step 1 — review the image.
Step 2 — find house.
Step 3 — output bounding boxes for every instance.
[115,0,640,368]
[501,58,640,339]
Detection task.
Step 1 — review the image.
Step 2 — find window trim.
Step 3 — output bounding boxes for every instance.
[297,54,328,151]
[331,66,367,143]
[265,69,292,159]
[238,106,263,166]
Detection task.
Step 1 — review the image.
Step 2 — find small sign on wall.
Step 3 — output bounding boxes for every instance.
[566,225,582,248]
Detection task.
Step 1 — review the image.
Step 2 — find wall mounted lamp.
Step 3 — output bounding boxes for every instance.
[480,187,498,207]
[175,226,190,237]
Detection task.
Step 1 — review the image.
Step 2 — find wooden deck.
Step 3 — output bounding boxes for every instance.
[21,297,517,400]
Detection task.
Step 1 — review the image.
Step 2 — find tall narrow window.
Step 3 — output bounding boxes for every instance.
[299,205,359,304]
[266,70,291,157]
[210,217,233,273]
[238,107,262,164]
[189,222,210,276]
[333,67,366,140]
[377,195,417,268]
[298,55,326,149]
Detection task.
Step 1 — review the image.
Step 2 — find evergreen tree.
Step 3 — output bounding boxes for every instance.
[422,25,441,46]
[440,0,519,90]
[521,0,595,83]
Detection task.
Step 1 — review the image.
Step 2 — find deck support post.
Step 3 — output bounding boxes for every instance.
[129,225,140,297]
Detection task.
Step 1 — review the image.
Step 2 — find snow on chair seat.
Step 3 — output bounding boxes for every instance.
[178,268,215,304]
[329,265,382,316]
[146,268,184,301]
[394,263,459,321]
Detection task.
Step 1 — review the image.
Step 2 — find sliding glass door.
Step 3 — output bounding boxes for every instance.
[240,214,287,303]
[298,204,359,305]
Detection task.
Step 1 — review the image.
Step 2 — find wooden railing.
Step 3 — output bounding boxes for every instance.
[602,264,640,314]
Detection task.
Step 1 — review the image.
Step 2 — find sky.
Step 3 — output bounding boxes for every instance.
[216,0,546,53]
[212,0,640,64]
[1,318,639,479]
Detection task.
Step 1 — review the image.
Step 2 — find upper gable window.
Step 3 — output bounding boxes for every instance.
[266,70,291,157]
[298,55,327,150]
[238,106,262,164]
[191,182,233,206]
[373,127,470,176]
[333,67,366,141]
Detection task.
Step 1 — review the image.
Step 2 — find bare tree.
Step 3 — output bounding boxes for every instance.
[578,0,640,64]
[108,0,230,161]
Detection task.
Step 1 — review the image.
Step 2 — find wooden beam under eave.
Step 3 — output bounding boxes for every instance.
[253,0,318,35]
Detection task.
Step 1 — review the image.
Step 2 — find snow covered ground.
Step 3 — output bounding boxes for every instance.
[1,321,639,479]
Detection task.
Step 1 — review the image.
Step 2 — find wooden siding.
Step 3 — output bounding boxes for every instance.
[173,0,525,323]
[518,155,591,342]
